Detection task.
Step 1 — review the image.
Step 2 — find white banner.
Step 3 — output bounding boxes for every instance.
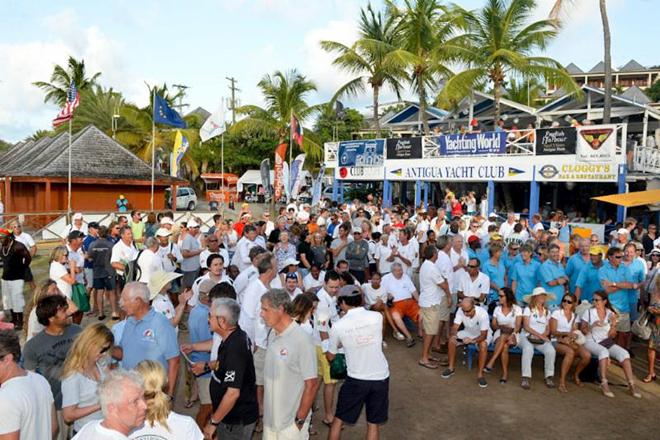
[334,166,384,181]
[324,142,338,168]
[576,124,617,163]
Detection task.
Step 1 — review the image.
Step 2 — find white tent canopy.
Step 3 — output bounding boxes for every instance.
[237,169,313,192]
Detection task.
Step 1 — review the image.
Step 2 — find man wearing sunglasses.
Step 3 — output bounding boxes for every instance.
[599,247,638,350]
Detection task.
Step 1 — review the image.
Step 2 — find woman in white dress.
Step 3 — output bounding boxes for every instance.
[129,360,203,440]
[580,290,641,398]
[549,293,591,393]
[49,245,75,299]
[61,323,114,435]
[484,287,522,384]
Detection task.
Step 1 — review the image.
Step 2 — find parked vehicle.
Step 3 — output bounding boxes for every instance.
[166,186,197,210]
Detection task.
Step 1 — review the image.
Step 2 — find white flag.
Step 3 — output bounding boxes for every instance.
[200,102,226,142]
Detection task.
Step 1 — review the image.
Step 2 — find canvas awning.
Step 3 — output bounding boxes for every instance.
[592,189,660,207]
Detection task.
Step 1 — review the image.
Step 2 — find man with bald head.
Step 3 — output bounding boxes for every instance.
[116,282,180,397]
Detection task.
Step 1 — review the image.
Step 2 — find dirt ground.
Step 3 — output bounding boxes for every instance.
[22,229,660,440]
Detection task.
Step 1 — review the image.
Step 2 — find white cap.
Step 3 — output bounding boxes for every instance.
[282,257,299,267]
[488,212,497,218]
[187,219,200,228]
[155,228,172,237]
[73,212,83,220]
[617,228,628,235]
[296,210,310,223]
[160,217,174,226]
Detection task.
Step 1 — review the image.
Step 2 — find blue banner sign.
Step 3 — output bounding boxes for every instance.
[338,139,385,167]
[435,131,506,156]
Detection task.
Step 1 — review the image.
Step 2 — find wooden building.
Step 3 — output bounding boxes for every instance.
[0,125,183,214]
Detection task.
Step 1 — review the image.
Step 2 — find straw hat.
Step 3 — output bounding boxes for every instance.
[148,271,183,300]
[523,287,556,305]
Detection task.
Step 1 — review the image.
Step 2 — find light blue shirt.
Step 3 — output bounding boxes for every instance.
[483,258,506,302]
[565,253,590,294]
[120,308,179,371]
[539,260,567,307]
[502,252,522,286]
[575,262,602,303]
[624,259,646,303]
[598,261,632,313]
[510,259,540,303]
[188,303,213,378]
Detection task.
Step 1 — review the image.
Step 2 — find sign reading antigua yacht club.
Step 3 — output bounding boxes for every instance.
[535,127,577,155]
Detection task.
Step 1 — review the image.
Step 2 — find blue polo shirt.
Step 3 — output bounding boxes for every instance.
[467,247,479,261]
[624,259,646,303]
[575,262,602,303]
[477,248,491,268]
[565,253,590,294]
[539,260,567,307]
[598,261,632,313]
[510,259,541,303]
[482,258,506,302]
[120,308,179,371]
[188,302,213,379]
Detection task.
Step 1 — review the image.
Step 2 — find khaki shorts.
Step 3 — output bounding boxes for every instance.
[421,305,441,335]
[254,347,267,386]
[196,376,212,405]
[316,346,338,385]
[437,295,451,322]
[616,312,631,332]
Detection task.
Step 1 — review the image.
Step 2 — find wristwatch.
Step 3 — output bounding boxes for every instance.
[209,417,221,426]
[295,417,306,427]
[612,282,617,288]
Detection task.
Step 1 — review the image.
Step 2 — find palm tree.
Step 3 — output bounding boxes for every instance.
[232,69,323,162]
[33,56,101,106]
[550,0,612,123]
[504,78,543,107]
[386,0,464,135]
[60,85,127,135]
[438,0,580,126]
[320,4,408,136]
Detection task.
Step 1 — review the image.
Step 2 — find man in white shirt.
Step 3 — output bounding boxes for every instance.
[374,234,393,275]
[0,330,57,439]
[381,263,419,347]
[449,234,469,295]
[233,246,268,304]
[231,225,258,271]
[110,226,138,282]
[155,228,182,273]
[418,246,451,369]
[326,286,389,440]
[136,237,163,284]
[456,258,490,304]
[71,370,147,440]
[65,212,88,236]
[302,265,325,291]
[530,213,544,239]
[394,228,417,277]
[188,254,231,307]
[498,212,517,239]
[434,235,455,349]
[441,298,492,388]
[199,234,229,270]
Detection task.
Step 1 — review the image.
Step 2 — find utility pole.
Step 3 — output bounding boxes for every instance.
[226,77,240,125]
[172,84,190,115]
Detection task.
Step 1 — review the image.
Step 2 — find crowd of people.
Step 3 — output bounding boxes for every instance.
[0,197,659,439]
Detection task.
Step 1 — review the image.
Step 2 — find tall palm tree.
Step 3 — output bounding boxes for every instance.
[550,0,612,123]
[387,0,464,135]
[504,78,543,107]
[33,56,101,106]
[59,85,127,134]
[320,4,408,136]
[232,69,323,162]
[438,0,580,126]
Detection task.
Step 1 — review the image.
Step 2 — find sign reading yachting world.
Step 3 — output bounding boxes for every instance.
[436,131,506,156]
[338,139,385,167]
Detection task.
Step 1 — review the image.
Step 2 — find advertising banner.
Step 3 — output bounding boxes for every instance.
[536,127,576,155]
[273,143,287,199]
[324,142,338,168]
[576,124,617,163]
[435,131,506,156]
[338,139,385,167]
[335,166,384,181]
[259,159,271,195]
[386,137,423,160]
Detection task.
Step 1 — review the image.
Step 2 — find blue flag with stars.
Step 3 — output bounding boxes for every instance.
[153,94,187,128]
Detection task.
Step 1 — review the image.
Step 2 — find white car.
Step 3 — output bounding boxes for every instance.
[171,187,197,210]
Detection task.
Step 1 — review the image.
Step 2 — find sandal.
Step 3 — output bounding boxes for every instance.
[418,360,439,370]
[573,374,584,388]
[642,374,657,383]
[499,378,507,384]
[600,380,615,398]
[184,398,198,408]
[628,383,642,399]
[405,338,416,348]
[558,383,568,393]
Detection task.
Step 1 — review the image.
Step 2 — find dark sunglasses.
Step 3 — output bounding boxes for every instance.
[100,344,112,354]
[467,265,479,269]
[612,255,623,259]
[562,299,573,304]
[498,294,506,298]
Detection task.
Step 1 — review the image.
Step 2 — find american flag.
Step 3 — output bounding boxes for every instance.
[52,81,80,127]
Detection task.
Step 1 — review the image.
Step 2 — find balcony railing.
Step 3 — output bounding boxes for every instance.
[632,144,660,174]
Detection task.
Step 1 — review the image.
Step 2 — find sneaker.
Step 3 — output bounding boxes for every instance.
[545,377,555,389]
[441,368,455,379]
[483,366,492,374]
[393,330,405,341]
[521,377,531,390]
[405,338,416,348]
[478,377,488,388]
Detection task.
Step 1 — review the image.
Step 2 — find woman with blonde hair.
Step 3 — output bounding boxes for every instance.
[24,279,68,341]
[61,323,114,434]
[49,245,75,299]
[129,360,203,439]
[519,287,556,390]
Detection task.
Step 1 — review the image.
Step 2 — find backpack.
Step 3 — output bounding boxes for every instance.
[124,249,144,283]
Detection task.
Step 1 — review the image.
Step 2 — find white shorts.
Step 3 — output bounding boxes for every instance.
[583,339,630,362]
[263,419,310,440]
[196,377,212,405]
[1,279,25,312]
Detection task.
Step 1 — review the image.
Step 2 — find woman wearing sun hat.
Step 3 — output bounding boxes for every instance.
[520,287,556,390]
[148,270,192,333]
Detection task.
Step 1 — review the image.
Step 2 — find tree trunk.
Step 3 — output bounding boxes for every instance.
[493,79,502,129]
[600,0,612,123]
[373,85,381,137]
[417,74,430,135]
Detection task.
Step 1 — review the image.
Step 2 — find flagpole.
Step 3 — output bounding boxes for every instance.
[151,90,156,212]
[67,118,72,219]
[221,131,225,216]
[289,110,293,203]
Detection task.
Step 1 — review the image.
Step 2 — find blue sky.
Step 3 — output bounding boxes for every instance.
[0,0,657,142]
